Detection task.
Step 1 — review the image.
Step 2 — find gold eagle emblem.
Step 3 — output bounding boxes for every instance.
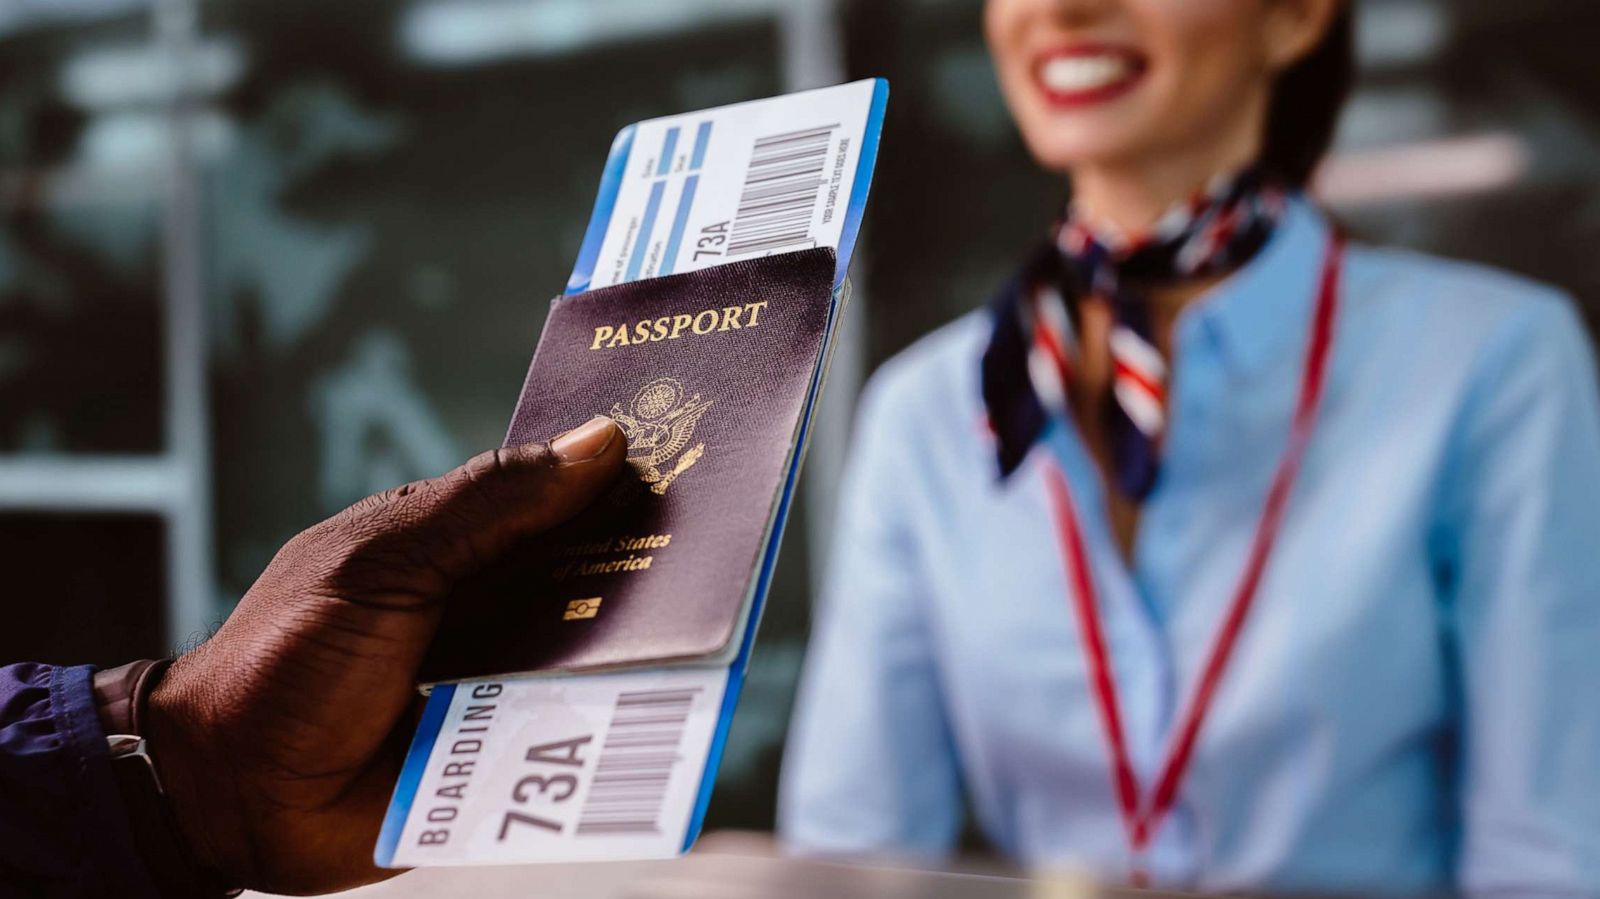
[607,377,712,495]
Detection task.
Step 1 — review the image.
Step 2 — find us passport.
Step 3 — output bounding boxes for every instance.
[419,247,836,683]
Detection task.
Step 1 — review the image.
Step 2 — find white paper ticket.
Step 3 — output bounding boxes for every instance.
[566,78,887,295]
[377,667,729,867]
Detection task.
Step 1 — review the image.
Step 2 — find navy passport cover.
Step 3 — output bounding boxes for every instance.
[419,248,836,683]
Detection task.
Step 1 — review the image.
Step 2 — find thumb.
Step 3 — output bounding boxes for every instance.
[343,416,628,593]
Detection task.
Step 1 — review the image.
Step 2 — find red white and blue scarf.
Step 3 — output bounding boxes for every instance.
[981,168,1289,498]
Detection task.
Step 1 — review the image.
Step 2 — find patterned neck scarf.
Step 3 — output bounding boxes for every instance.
[981,167,1289,498]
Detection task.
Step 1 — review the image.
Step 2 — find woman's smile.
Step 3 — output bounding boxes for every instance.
[1033,44,1148,108]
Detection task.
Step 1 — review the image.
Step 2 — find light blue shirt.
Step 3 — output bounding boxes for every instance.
[779,199,1600,895]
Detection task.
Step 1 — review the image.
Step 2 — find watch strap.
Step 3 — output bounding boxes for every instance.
[95,660,241,898]
[93,658,168,738]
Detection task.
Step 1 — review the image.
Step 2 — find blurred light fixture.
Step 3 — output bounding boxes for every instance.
[1336,88,1447,151]
[1356,0,1447,70]
[1315,132,1531,208]
[60,37,245,109]
[400,0,785,65]
[78,109,235,171]
[0,0,148,37]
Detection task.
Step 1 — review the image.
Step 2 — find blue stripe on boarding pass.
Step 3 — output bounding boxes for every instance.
[375,683,457,867]
[659,175,700,277]
[689,120,712,171]
[625,179,667,283]
[657,126,680,176]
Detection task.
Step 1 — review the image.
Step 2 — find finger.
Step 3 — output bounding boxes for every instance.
[344,416,627,590]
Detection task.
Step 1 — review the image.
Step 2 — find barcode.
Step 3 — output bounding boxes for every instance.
[726,124,838,257]
[574,688,701,836]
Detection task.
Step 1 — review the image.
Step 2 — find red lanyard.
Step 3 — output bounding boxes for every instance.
[1042,235,1344,882]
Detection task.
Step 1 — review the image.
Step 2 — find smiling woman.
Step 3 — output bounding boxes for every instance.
[780,0,1600,894]
[983,0,1348,229]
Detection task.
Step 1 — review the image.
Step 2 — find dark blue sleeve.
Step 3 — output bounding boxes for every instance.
[0,663,160,897]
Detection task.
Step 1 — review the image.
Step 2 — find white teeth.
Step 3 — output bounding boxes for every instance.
[1041,55,1132,93]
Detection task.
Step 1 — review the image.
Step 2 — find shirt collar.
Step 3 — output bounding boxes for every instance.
[1176,194,1332,380]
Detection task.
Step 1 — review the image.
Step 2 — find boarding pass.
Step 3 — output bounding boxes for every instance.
[377,668,729,866]
[566,78,887,294]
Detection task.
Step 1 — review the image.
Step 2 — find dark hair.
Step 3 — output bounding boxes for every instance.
[1260,4,1355,187]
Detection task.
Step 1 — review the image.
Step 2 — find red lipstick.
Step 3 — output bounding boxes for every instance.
[1033,44,1148,108]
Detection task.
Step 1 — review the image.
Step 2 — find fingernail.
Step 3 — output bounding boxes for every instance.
[551,415,618,463]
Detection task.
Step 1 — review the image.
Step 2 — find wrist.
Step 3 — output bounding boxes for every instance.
[98,657,245,895]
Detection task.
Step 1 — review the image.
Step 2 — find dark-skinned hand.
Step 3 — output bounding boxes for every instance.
[144,416,626,895]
